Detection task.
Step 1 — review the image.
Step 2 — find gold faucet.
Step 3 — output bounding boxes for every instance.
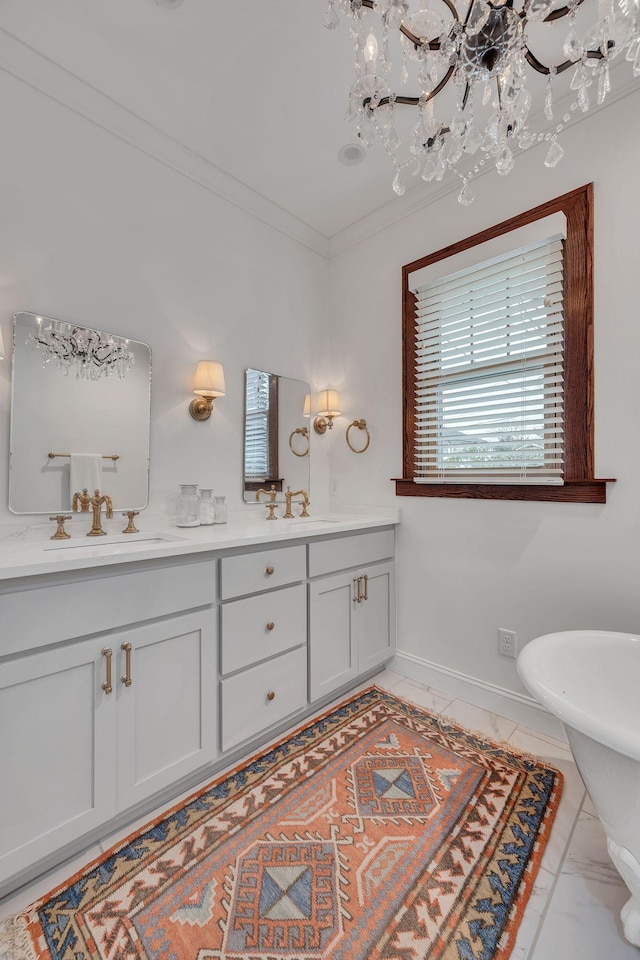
[283,486,310,519]
[87,489,114,537]
[256,483,279,520]
[72,488,91,513]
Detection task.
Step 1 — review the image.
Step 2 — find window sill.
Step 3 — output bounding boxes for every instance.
[393,479,614,503]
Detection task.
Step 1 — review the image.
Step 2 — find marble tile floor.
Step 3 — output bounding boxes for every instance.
[1,669,637,959]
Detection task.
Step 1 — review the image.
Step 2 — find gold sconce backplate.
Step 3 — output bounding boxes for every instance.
[189,397,214,421]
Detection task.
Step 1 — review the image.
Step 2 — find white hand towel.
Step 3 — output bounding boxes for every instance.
[70,454,103,497]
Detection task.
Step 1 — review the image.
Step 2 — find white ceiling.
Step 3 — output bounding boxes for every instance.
[0,0,636,241]
[0,0,408,238]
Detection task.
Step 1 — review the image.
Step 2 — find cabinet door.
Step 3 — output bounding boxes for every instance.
[309,571,358,701]
[358,561,396,674]
[116,609,217,810]
[0,639,116,885]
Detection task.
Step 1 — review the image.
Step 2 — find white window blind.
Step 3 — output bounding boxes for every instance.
[413,236,565,484]
[244,368,271,480]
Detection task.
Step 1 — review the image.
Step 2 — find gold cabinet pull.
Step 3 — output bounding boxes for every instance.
[353,576,362,603]
[363,574,369,601]
[102,647,113,695]
[266,621,275,631]
[121,641,133,687]
[266,565,275,576]
[267,690,276,701]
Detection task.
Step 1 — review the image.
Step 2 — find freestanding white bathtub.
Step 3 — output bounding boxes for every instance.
[517,630,640,948]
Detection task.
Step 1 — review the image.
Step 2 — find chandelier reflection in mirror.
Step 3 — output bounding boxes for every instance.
[29,318,135,381]
[325,0,640,203]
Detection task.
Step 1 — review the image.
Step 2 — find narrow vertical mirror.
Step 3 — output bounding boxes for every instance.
[243,368,310,502]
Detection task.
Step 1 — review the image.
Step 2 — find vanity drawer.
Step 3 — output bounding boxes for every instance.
[220,646,307,752]
[221,583,306,675]
[220,544,306,600]
[308,529,395,578]
[0,558,216,657]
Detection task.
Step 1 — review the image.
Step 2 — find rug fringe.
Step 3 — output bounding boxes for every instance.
[0,913,37,960]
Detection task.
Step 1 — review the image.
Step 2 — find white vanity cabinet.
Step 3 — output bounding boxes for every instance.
[219,544,308,753]
[0,558,217,887]
[0,520,397,896]
[308,530,396,701]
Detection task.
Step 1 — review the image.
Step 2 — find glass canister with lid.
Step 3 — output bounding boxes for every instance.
[199,488,215,525]
[176,484,200,527]
[213,495,227,524]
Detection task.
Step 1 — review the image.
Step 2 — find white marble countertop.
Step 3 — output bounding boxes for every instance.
[0,508,400,581]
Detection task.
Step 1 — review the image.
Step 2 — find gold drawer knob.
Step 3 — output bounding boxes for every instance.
[265,565,275,576]
[266,622,275,631]
[267,690,276,701]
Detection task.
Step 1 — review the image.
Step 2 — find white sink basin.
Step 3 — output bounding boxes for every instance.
[284,518,343,530]
[44,532,184,552]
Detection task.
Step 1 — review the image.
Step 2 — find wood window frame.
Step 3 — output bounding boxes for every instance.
[396,183,613,503]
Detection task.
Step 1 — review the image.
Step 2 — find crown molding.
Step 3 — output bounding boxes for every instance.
[328,64,640,259]
[0,28,330,259]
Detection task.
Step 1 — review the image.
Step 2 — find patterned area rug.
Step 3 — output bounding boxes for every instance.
[2,687,562,960]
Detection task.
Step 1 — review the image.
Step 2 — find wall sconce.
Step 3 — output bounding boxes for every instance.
[189,360,226,421]
[313,389,341,434]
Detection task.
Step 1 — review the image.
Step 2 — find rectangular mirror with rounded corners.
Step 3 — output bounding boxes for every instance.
[243,368,310,503]
[9,311,151,514]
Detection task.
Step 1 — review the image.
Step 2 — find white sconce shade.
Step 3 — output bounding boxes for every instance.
[193,360,226,398]
[314,388,341,434]
[189,360,225,421]
[317,389,341,418]
[303,393,311,418]
[0,326,4,360]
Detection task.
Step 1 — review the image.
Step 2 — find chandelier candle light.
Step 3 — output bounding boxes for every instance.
[325,0,640,203]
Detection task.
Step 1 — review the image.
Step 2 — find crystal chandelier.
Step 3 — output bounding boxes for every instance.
[29,319,135,381]
[324,0,640,203]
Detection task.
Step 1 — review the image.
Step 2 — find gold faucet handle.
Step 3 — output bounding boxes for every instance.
[265,502,278,520]
[122,511,139,534]
[50,515,72,540]
[298,500,310,518]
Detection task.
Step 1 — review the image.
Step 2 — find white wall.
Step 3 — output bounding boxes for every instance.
[0,69,330,525]
[328,88,640,696]
[2,52,640,703]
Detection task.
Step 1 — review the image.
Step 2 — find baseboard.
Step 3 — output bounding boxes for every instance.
[389,651,567,742]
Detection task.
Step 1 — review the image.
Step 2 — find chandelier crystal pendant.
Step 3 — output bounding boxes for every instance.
[325,0,640,203]
[29,320,135,381]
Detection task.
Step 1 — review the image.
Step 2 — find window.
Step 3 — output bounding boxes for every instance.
[397,183,611,503]
[414,237,564,484]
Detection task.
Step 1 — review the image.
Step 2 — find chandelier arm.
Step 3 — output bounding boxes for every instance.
[519,0,587,22]
[525,44,609,75]
[362,63,457,111]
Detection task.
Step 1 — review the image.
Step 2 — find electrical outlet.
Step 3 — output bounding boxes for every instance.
[498,628,517,659]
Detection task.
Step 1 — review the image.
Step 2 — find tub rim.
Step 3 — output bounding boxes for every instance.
[517,629,640,764]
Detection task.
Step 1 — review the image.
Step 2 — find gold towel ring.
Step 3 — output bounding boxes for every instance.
[346,419,370,454]
[289,427,309,457]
